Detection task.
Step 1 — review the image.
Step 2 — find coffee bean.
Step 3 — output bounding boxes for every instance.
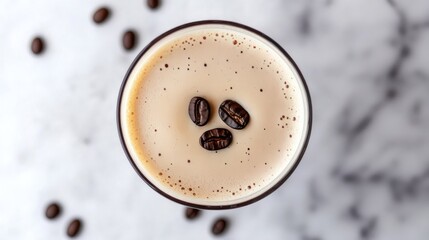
[219,100,250,129]
[66,218,82,238]
[93,7,110,24]
[185,207,200,220]
[45,202,61,219]
[199,128,232,151]
[188,97,210,126]
[212,218,228,235]
[147,0,160,9]
[31,37,44,55]
[122,30,137,51]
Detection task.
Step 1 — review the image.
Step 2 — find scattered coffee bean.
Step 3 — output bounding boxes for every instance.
[45,202,61,219]
[122,30,136,50]
[188,97,210,126]
[147,0,160,9]
[92,7,110,24]
[66,218,82,238]
[185,207,200,220]
[122,30,137,51]
[200,128,232,151]
[219,100,250,129]
[31,37,45,55]
[212,218,228,236]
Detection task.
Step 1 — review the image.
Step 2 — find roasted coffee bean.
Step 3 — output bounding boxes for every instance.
[188,97,210,126]
[31,37,44,55]
[93,7,110,24]
[45,202,61,219]
[147,0,160,9]
[212,218,228,235]
[67,218,82,238]
[185,207,200,220]
[199,128,232,151]
[122,30,137,50]
[219,100,250,129]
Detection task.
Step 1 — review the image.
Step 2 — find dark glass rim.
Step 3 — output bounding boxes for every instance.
[116,20,313,210]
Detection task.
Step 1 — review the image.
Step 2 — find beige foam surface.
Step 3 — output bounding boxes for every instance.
[120,24,310,206]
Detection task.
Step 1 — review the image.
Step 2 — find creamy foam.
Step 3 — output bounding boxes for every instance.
[119,23,310,207]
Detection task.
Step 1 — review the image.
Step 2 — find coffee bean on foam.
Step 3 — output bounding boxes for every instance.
[199,128,233,151]
[188,97,210,126]
[218,99,250,130]
[92,7,110,24]
[120,23,309,206]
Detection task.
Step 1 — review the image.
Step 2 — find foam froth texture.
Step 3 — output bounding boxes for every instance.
[119,23,310,207]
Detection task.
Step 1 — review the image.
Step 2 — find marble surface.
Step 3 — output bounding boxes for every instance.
[1,0,429,239]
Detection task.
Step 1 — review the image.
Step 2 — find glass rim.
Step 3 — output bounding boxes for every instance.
[116,20,313,210]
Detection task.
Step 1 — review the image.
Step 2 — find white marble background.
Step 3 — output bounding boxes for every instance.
[1,0,429,239]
